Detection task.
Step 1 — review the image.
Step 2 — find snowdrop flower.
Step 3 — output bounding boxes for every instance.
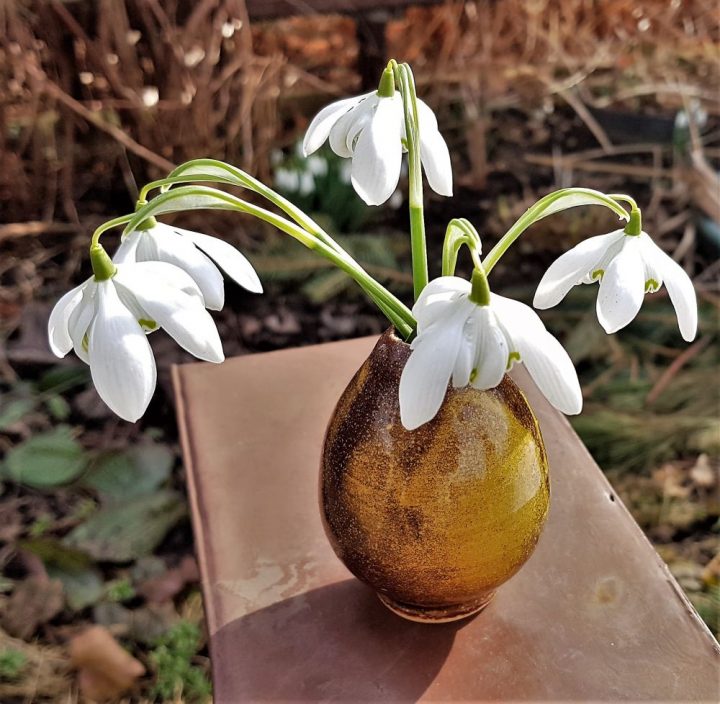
[48,251,224,422]
[533,229,697,341]
[302,80,452,206]
[399,276,582,430]
[114,222,262,311]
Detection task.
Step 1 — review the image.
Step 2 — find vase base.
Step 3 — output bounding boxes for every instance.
[377,592,495,624]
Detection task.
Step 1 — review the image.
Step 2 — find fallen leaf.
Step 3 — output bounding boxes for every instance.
[1,577,64,639]
[69,626,145,700]
[63,491,186,562]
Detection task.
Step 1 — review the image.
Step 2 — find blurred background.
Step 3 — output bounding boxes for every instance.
[0,0,718,700]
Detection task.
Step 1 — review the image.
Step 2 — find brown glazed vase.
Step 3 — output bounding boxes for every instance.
[320,330,550,623]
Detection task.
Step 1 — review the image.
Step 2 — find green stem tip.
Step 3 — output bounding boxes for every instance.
[469,267,491,306]
[90,243,117,281]
[623,207,642,236]
[377,67,395,98]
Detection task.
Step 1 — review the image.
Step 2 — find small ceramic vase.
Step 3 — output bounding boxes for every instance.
[320,330,550,623]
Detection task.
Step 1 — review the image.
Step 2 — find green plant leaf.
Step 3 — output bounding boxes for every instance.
[3,426,88,488]
[38,365,90,393]
[82,443,174,501]
[47,564,104,611]
[21,537,103,611]
[44,394,71,420]
[63,491,186,562]
[0,398,36,430]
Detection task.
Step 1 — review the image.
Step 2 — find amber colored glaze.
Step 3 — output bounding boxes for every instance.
[320,330,550,622]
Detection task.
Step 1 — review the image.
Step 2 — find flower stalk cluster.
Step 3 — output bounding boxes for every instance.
[49,59,697,430]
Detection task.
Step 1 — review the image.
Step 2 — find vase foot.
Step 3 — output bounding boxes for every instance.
[377,592,495,624]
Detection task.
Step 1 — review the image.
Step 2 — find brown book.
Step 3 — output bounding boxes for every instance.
[173,336,719,702]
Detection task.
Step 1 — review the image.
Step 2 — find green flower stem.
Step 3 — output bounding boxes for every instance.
[90,213,136,248]
[442,218,482,276]
[392,60,428,301]
[607,193,638,211]
[150,161,356,267]
[481,188,631,275]
[124,186,416,337]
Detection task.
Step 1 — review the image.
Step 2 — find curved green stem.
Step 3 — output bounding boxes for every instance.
[392,61,427,300]
[608,193,638,211]
[481,188,631,275]
[153,158,376,294]
[442,218,482,276]
[124,186,416,337]
[90,214,135,248]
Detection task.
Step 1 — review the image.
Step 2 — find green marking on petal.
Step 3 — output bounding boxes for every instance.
[645,278,660,293]
[138,318,158,331]
[506,351,521,370]
[469,368,478,384]
[592,269,604,281]
[82,333,89,353]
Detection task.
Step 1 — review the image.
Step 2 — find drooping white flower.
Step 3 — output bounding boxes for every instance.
[113,223,262,311]
[399,276,582,430]
[48,260,224,421]
[533,230,697,341]
[302,91,452,206]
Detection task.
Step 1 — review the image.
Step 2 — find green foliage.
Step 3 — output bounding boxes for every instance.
[2,426,88,488]
[82,443,174,502]
[0,649,28,681]
[64,491,186,562]
[21,537,104,611]
[535,288,720,473]
[0,365,89,430]
[105,577,136,603]
[272,143,371,233]
[150,622,211,702]
[253,232,411,304]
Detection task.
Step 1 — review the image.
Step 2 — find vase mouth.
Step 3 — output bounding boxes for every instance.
[383,326,410,348]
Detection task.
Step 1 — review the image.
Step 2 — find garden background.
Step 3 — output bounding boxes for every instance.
[0,1,718,700]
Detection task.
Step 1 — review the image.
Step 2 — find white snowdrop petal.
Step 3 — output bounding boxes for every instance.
[412,276,471,328]
[351,96,403,206]
[596,237,646,333]
[149,224,225,310]
[420,127,453,197]
[48,283,86,357]
[329,96,374,158]
[178,229,263,295]
[399,313,465,430]
[525,333,583,415]
[452,318,476,387]
[115,260,204,301]
[469,309,508,390]
[88,282,156,422]
[68,283,98,364]
[416,99,439,132]
[641,234,697,341]
[128,280,224,363]
[302,94,366,156]
[533,230,625,309]
[493,294,582,414]
[113,230,142,264]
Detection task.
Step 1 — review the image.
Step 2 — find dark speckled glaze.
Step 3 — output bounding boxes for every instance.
[320,330,550,623]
